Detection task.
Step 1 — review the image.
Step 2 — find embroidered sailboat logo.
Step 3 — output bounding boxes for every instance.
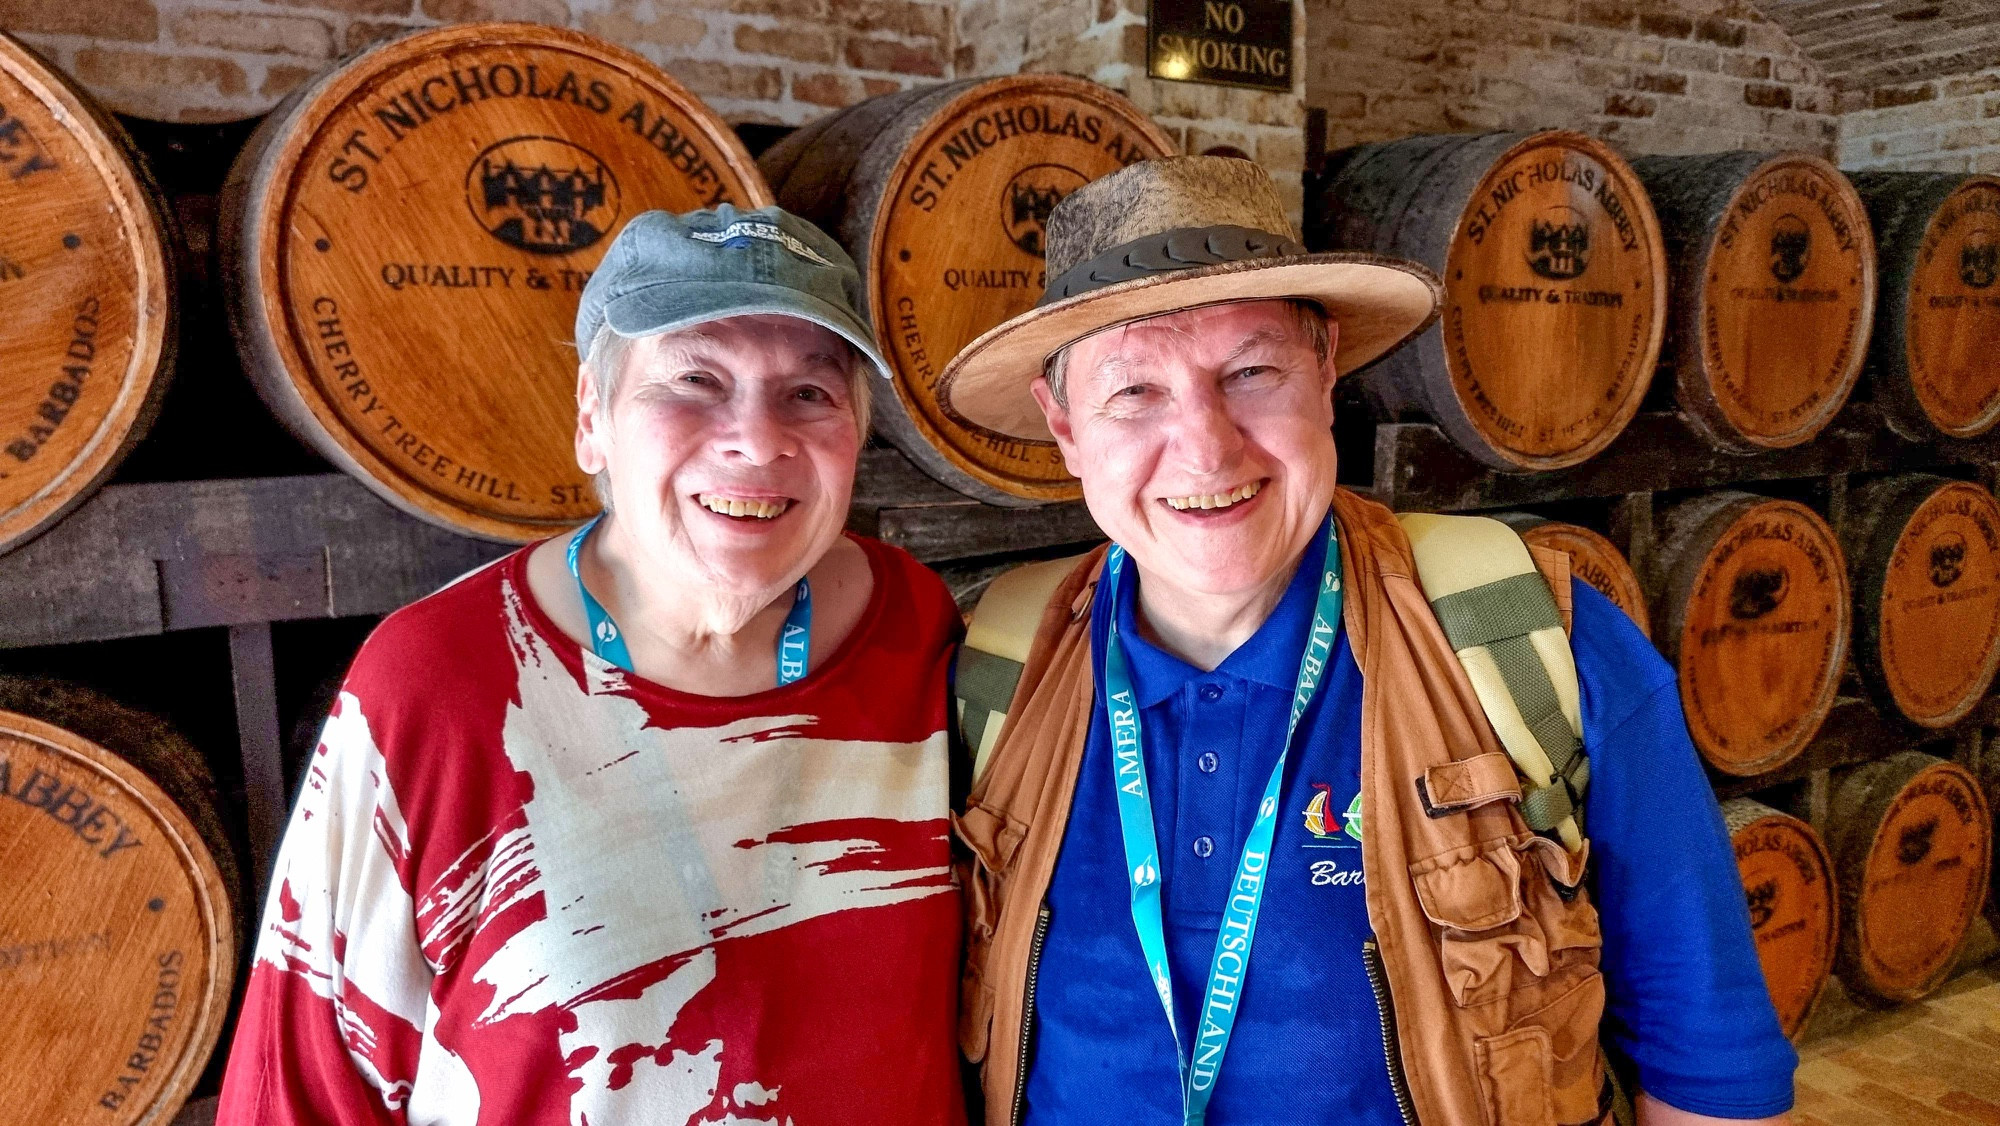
[1304,783,1338,838]
[1303,783,1362,848]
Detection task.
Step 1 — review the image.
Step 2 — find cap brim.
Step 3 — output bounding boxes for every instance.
[937,253,1443,443]
[603,280,894,381]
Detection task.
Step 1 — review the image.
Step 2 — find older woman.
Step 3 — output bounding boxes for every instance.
[219,206,967,1126]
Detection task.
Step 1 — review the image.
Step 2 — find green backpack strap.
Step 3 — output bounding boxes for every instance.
[1397,512,1589,856]
[955,554,1089,787]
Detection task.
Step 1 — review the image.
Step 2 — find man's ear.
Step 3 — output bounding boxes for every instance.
[576,362,608,475]
[1030,374,1078,457]
[1320,317,1342,411]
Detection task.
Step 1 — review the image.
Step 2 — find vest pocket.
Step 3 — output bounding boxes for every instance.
[952,800,1027,1064]
[1410,836,1604,1007]
[1475,1027,1556,1126]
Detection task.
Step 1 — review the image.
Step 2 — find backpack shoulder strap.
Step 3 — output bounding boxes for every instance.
[1395,512,1589,854]
[956,553,1091,786]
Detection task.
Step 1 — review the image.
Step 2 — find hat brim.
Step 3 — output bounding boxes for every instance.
[603,280,895,382]
[937,252,1443,443]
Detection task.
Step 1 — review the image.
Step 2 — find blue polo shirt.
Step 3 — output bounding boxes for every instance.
[1024,519,1798,1124]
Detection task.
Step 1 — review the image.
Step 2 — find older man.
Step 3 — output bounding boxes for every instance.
[218,206,966,1125]
[939,158,1794,1126]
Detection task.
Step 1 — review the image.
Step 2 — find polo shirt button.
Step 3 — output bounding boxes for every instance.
[1199,684,1223,702]
[1192,835,1215,858]
[1197,751,1219,773]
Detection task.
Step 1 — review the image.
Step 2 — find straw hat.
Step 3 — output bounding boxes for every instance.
[936,156,1442,443]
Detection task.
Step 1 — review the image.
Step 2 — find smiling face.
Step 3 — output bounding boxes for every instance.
[1033,299,1340,600]
[576,313,865,599]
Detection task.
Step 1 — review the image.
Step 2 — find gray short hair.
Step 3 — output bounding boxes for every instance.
[1042,298,1333,409]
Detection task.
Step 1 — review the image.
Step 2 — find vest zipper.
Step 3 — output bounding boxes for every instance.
[1010,904,1052,1126]
[1363,939,1419,1126]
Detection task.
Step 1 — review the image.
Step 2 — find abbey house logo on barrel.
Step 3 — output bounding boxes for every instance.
[1002,163,1087,257]
[465,135,622,255]
[1961,229,1998,288]
[1770,215,1811,284]
[1526,207,1590,280]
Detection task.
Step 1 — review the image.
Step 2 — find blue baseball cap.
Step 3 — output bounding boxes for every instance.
[574,203,891,380]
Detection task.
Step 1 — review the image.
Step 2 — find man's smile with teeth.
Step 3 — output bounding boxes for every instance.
[697,494,792,519]
[1162,480,1264,511]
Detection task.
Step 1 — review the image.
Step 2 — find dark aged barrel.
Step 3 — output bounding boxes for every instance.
[0,34,174,555]
[0,678,237,1125]
[1828,752,1991,1004]
[1640,492,1849,775]
[1849,172,2000,440]
[1308,131,1667,472]
[1630,152,1876,452]
[760,75,1174,504]
[1841,475,2000,728]
[1720,798,1837,1038]
[1493,513,1649,636]
[224,23,771,542]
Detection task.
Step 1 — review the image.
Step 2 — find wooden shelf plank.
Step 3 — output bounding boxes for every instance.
[1368,403,2000,513]
[1712,695,2000,800]
[0,475,506,650]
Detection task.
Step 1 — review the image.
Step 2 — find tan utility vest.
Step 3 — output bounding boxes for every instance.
[954,489,1611,1126]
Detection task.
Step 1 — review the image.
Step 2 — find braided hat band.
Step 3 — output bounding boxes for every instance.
[1039,225,1309,306]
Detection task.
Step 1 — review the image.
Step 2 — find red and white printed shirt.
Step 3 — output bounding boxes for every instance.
[217,536,966,1126]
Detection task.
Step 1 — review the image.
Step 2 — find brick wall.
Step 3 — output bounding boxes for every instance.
[1305,0,1840,162]
[957,0,1307,219]
[5,0,953,125]
[1838,69,2000,174]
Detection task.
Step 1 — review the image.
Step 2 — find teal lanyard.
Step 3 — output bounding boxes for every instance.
[1100,520,1343,1125]
[565,515,814,686]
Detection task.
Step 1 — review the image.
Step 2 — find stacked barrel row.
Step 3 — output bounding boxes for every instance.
[1489,479,1998,1035]
[1,10,1994,1082]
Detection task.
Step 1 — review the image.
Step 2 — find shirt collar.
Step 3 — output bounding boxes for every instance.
[1109,509,1335,708]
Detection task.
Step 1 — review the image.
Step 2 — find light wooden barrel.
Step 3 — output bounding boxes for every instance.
[1720,798,1838,1038]
[224,23,771,542]
[0,34,174,555]
[1630,152,1876,452]
[1829,751,1991,1004]
[1640,492,1850,775]
[0,678,237,1125]
[1841,475,2000,728]
[1492,513,1649,636]
[759,76,1174,505]
[1849,172,2000,440]
[1308,131,1667,472]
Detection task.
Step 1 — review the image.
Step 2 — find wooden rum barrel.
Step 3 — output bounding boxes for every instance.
[760,76,1174,505]
[224,23,770,542]
[1841,475,2000,728]
[1849,172,2000,440]
[0,678,237,1125]
[1493,513,1649,636]
[1630,153,1876,452]
[0,34,174,555]
[1641,492,1849,775]
[1829,752,1991,1004]
[1720,798,1837,1038]
[1308,131,1667,472]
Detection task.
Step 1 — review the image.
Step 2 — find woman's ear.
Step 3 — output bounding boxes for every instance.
[576,362,609,476]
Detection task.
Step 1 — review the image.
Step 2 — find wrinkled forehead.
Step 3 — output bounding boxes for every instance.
[1065,298,1322,384]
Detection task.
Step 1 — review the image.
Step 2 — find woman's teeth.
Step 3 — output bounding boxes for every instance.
[698,494,790,519]
[1164,481,1262,511]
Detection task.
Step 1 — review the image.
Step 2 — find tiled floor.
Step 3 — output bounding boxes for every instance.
[1793,966,2000,1125]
